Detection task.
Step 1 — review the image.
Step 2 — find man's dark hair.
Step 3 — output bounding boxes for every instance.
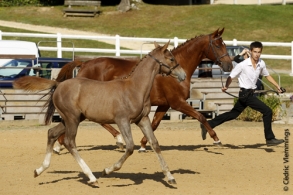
[250,41,263,51]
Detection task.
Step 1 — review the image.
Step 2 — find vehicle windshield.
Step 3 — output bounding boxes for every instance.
[0,59,33,78]
[227,47,241,57]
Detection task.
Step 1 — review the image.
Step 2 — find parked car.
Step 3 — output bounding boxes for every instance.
[0,40,41,67]
[0,57,72,88]
[0,40,73,88]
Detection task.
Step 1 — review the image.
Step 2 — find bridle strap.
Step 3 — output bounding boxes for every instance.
[207,35,229,65]
[148,52,179,75]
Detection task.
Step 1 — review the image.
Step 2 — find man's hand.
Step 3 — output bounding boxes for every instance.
[222,86,228,92]
[240,48,250,56]
[279,87,286,93]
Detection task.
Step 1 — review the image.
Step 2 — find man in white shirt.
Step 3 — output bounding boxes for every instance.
[201,41,284,146]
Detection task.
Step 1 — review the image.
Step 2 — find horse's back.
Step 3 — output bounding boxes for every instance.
[77,57,139,81]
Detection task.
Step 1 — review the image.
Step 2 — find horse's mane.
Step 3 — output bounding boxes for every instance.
[55,60,83,82]
[170,34,205,53]
[118,45,162,80]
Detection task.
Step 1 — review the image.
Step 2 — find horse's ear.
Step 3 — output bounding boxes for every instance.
[154,41,160,48]
[212,29,219,38]
[162,40,170,51]
[218,28,224,36]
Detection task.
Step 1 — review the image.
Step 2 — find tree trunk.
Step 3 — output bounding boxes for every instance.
[117,0,131,12]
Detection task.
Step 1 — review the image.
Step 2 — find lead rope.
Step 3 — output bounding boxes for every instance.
[220,76,286,98]
[220,76,238,98]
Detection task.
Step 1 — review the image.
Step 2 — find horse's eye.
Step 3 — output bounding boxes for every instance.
[215,43,220,48]
[170,58,174,62]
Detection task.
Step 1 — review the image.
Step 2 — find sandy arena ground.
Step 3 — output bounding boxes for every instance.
[0,119,292,195]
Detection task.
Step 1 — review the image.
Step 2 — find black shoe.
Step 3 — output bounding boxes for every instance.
[266,138,284,146]
[200,123,207,140]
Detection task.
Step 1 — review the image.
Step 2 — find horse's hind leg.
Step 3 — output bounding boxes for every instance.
[52,122,66,154]
[62,119,98,185]
[34,122,66,177]
[137,116,176,184]
[54,123,124,152]
[102,121,134,175]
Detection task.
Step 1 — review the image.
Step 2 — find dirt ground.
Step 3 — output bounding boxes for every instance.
[0,119,292,195]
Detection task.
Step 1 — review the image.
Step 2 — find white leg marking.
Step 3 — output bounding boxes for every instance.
[35,153,52,176]
[53,142,62,153]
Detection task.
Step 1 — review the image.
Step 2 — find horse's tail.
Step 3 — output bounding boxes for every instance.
[43,87,57,125]
[13,76,58,92]
[13,76,59,125]
[43,60,81,124]
[55,60,82,82]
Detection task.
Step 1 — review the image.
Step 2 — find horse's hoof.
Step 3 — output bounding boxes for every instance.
[88,180,99,187]
[138,147,147,153]
[101,169,107,176]
[116,142,124,150]
[53,149,60,155]
[213,141,223,147]
[34,170,39,178]
[168,179,177,185]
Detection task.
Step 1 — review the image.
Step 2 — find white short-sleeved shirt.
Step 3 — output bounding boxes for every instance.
[229,58,269,89]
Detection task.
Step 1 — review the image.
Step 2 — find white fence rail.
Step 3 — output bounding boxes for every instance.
[0,31,292,75]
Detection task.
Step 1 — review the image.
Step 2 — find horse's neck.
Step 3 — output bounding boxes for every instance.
[173,38,206,79]
[130,57,159,98]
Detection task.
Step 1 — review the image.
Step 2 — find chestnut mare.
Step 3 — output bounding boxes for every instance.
[14,42,186,185]
[52,28,233,152]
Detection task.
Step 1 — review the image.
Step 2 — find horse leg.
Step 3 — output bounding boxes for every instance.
[54,123,124,151]
[102,120,134,176]
[62,118,98,185]
[34,122,66,177]
[171,100,221,145]
[139,105,169,152]
[51,122,66,154]
[137,116,176,184]
[100,124,124,150]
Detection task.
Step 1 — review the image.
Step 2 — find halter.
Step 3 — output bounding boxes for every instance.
[119,49,180,80]
[207,35,229,66]
[148,50,180,76]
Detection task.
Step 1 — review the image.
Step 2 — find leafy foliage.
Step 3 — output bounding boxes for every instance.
[234,95,282,122]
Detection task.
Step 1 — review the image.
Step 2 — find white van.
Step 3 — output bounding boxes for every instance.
[0,40,40,66]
